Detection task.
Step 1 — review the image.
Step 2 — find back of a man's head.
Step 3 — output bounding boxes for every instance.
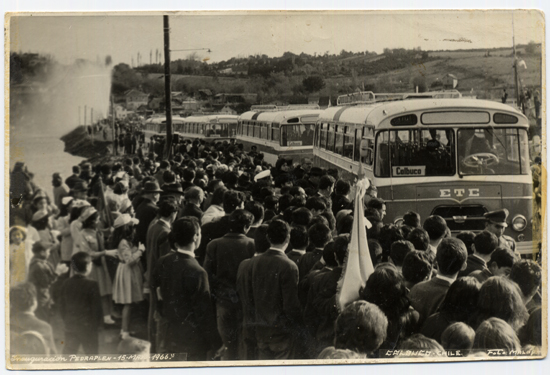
[10,283,37,313]
[509,259,542,299]
[72,165,81,174]
[474,230,499,255]
[402,250,433,285]
[489,247,516,270]
[223,190,244,214]
[71,251,91,274]
[305,196,327,212]
[182,168,195,182]
[407,228,430,251]
[245,201,265,225]
[184,186,204,202]
[436,238,468,276]
[292,207,313,227]
[335,301,388,354]
[170,217,200,248]
[254,224,271,253]
[308,223,332,248]
[333,235,349,265]
[158,199,178,218]
[229,209,254,233]
[456,231,476,255]
[403,211,421,228]
[390,240,415,267]
[423,215,448,241]
[290,226,309,250]
[319,175,335,190]
[267,219,290,246]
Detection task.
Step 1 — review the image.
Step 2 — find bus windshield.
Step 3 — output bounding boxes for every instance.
[458,128,529,175]
[375,128,456,177]
[206,123,229,137]
[281,123,315,146]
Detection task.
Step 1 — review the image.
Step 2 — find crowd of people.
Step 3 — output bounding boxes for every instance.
[8,137,542,360]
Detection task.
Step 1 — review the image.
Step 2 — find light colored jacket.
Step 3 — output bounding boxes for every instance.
[201,205,225,225]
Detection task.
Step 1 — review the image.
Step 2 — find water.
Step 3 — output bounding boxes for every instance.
[10,133,84,192]
[9,59,112,192]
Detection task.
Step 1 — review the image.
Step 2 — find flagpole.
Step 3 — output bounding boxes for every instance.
[512,13,520,109]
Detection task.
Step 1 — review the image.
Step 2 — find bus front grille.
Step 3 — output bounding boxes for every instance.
[431,205,488,232]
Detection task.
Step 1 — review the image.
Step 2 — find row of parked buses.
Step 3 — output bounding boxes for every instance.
[141,89,535,254]
[142,114,239,143]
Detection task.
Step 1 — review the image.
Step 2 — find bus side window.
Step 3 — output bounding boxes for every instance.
[335,125,345,156]
[320,123,327,149]
[375,131,390,177]
[327,124,335,152]
[343,126,354,159]
[354,128,361,161]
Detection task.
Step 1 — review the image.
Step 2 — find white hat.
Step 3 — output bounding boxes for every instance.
[72,199,91,209]
[61,196,74,206]
[80,207,98,221]
[254,170,271,182]
[113,214,140,229]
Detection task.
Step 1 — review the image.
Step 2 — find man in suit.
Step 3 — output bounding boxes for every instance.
[236,224,270,360]
[10,282,58,355]
[146,199,178,353]
[153,217,222,360]
[250,220,303,360]
[409,238,468,326]
[203,209,255,360]
[458,230,499,278]
[181,186,204,220]
[196,190,244,265]
[135,180,163,248]
[59,252,103,354]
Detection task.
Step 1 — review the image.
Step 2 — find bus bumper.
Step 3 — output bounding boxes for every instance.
[516,240,539,256]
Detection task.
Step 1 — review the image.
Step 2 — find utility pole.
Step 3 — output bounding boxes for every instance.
[512,13,520,110]
[84,105,87,127]
[111,95,117,156]
[163,15,173,160]
[91,108,94,146]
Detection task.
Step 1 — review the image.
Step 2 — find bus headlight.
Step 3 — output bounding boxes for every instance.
[512,215,527,231]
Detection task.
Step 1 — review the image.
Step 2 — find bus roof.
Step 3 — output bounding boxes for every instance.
[318,98,528,127]
[145,116,185,124]
[239,109,324,123]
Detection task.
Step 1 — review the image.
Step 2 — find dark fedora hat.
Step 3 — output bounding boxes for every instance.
[162,183,185,195]
[141,180,164,194]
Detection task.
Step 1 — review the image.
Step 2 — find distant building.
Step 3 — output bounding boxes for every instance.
[113,104,131,119]
[124,89,149,110]
[195,89,213,101]
[219,105,237,115]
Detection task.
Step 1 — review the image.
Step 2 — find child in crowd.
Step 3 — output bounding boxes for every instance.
[111,214,145,339]
[59,252,103,355]
[9,226,32,286]
[27,241,67,322]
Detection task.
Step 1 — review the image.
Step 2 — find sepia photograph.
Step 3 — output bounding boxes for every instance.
[3,3,547,373]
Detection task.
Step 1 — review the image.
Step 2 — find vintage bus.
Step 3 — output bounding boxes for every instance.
[236,106,323,165]
[313,96,535,254]
[174,115,239,142]
[142,116,186,142]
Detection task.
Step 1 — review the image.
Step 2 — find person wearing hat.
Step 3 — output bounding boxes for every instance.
[253,169,272,183]
[484,209,516,252]
[73,206,119,325]
[135,180,163,248]
[30,209,61,268]
[111,214,144,340]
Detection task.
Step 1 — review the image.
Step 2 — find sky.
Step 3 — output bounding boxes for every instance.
[8,10,545,66]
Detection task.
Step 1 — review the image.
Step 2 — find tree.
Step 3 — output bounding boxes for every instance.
[302,75,326,93]
[525,41,537,55]
[412,75,427,93]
